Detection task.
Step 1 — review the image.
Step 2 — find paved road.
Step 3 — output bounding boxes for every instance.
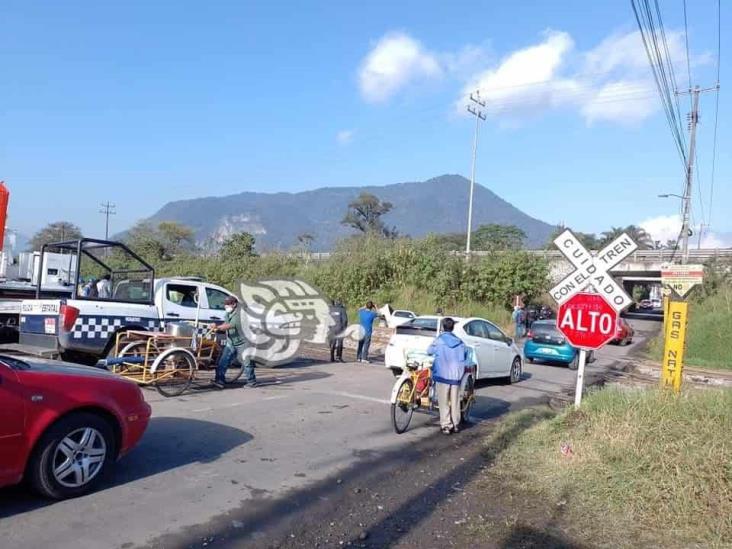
[0,320,660,548]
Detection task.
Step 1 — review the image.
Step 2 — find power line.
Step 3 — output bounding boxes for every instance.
[682,0,693,97]
[632,0,688,167]
[709,0,721,231]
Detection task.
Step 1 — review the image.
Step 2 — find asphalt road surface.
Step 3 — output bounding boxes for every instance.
[0,319,660,548]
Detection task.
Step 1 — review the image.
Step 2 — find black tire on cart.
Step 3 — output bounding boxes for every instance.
[460,375,475,425]
[152,348,195,397]
[391,378,415,434]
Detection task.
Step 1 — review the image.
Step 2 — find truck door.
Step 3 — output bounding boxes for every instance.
[161,282,201,322]
[201,286,235,323]
[0,359,25,483]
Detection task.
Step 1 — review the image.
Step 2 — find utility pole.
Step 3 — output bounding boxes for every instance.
[696,222,706,249]
[99,201,116,240]
[676,84,718,263]
[679,87,700,265]
[465,91,486,258]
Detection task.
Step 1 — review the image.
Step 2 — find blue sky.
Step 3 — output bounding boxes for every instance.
[2,0,729,246]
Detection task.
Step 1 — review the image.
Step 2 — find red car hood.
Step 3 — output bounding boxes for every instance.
[3,355,121,381]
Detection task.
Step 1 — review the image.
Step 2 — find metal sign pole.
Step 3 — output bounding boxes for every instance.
[574,349,587,408]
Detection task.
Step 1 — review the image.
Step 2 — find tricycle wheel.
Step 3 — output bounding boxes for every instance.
[153,349,195,397]
[391,378,415,434]
[460,375,475,425]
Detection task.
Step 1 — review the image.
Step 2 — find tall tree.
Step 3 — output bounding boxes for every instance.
[599,225,653,250]
[472,224,526,251]
[125,221,195,261]
[220,232,256,260]
[544,225,599,250]
[29,221,83,251]
[341,192,398,238]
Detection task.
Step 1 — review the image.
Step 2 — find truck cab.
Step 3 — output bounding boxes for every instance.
[12,239,239,365]
[17,239,159,363]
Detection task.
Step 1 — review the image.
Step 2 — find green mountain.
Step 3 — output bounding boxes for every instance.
[143,174,555,251]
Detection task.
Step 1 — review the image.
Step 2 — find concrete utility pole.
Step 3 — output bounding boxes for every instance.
[679,87,700,265]
[465,91,486,257]
[99,201,116,240]
[676,84,718,263]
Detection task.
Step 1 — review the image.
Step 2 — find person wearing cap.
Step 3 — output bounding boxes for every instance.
[427,317,468,435]
[210,296,256,389]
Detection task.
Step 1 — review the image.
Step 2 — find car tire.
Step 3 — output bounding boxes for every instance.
[568,355,579,370]
[507,357,522,384]
[27,412,116,500]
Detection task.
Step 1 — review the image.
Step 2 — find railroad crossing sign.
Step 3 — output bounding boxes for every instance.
[549,229,637,312]
[661,263,704,298]
[557,292,618,350]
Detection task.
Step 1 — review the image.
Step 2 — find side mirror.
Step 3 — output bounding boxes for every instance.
[506,337,514,346]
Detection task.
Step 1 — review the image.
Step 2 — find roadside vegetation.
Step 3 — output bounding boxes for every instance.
[480,387,732,547]
[647,260,732,370]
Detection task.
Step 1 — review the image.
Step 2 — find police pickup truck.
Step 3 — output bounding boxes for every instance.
[13,238,237,364]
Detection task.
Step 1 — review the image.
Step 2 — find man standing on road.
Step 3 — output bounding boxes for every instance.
[329,299,348,362]
[511,305,524,339]
[356,300,378,363]
[210,296,256,389]
[427,317,467,435]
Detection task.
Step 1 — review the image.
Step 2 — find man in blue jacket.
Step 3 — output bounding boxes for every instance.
[356,300,379,363]
[427,317,468,435]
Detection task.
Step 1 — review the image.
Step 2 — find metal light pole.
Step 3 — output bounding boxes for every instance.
[465,91,486,257]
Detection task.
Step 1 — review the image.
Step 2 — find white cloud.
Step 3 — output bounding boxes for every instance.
[457,29,665,124]
[640,214,682,244]
[336,129,354,145]
[358,32,442,103]
[640,214,732,248]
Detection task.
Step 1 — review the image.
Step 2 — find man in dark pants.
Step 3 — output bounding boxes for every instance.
[329,299,348,362]
[210,296,256,389]
[356,300,378,363]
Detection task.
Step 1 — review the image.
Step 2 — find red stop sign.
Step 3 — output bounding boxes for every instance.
[556,292,617,350]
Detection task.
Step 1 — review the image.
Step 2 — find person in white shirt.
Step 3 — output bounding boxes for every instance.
[96,274,112,298]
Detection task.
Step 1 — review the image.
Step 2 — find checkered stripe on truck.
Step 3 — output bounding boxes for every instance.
[72,316,160,339]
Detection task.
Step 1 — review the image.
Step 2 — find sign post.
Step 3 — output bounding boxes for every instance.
[660,300,688,393]
[557,292,618,407]
[659,264,702,393]
[550,230,635,408]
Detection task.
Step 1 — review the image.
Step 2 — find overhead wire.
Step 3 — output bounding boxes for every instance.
[631,0,688,167]
[708,0,721,232]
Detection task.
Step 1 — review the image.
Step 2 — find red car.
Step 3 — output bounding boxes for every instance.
[612,318,634,345]
[0,354,151,499]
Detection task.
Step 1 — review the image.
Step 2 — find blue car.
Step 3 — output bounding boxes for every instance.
[523,320,593,370]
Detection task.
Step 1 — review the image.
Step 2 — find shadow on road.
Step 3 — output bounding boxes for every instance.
[142,394,559,549]
[0,417,251,520]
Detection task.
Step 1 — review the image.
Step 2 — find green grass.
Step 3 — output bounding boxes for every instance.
[351,285,512,332]
[648,286,732,371]
[484,387,732,547]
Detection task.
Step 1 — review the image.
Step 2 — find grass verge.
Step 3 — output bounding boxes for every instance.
[481,387,732,548]
[647,286,732,371]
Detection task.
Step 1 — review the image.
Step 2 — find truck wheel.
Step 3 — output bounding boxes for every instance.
[27,412,116,500]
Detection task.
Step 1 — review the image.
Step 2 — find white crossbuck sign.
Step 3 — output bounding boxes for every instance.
[549,230,637,312]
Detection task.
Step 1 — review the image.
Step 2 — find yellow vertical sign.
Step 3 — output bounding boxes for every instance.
[661,300,688,393]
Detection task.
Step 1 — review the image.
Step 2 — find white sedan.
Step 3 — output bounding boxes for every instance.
[384,315,522,382]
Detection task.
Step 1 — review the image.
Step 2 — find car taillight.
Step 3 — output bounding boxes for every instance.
[59,304,80,332]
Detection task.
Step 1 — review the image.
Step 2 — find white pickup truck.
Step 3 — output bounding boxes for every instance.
[13,239,238,364]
